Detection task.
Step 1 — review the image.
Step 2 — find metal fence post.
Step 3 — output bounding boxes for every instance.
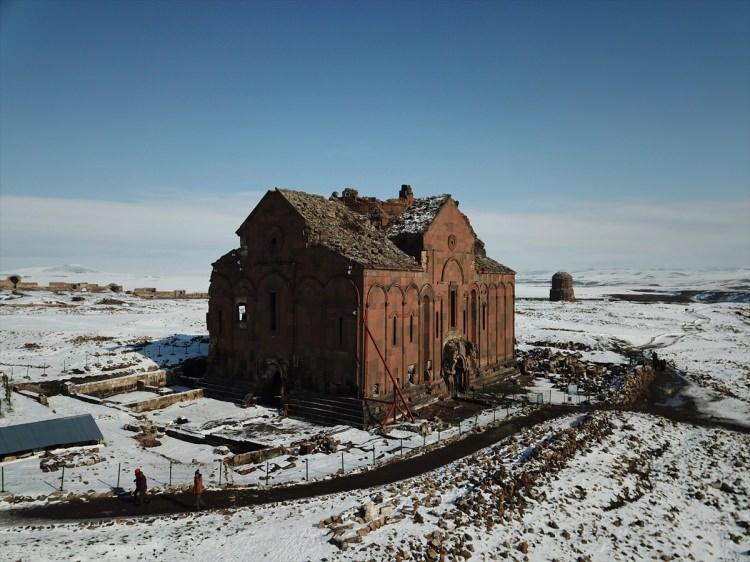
[219,462,223,486]
[304,459,309,481]
[169,461,172,486]
[341,452,344,473]
[265,461,270,486]
[60,466,65,491]
[459,421,462,436]
[116,463,121,489]
[372,447,375,466]
[400,439,403,457]
[1,466,4,492]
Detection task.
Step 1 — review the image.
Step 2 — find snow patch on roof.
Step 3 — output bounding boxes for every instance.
[386,195,450,237]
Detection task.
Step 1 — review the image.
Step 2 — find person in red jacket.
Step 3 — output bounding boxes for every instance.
[193,469,205,509]
[133,468,148,505]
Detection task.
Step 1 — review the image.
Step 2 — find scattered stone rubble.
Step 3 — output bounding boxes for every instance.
[518,347,620,398]
[40,448,104,473]
[130,420,163,448]
[325,412,615,559]
[295,433,340,455]
[319,492,405,550]
[604,364,656,408]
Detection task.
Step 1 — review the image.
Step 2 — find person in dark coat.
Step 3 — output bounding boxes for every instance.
[133,468,148,505]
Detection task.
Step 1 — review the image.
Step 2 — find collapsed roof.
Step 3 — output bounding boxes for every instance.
[225,187,514,274]
[278,189,422,271]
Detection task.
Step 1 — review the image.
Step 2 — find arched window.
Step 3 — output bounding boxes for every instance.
[449,286,457,328]
[269,292,277,332]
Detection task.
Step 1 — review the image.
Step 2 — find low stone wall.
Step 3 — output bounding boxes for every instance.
[229,445,288,466]
[65,370,170,398]
[128,389,204,412]
[607,364,656,407]
[133,288,208,299]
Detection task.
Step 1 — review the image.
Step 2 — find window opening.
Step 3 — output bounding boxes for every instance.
[270,292,277,331]
[449,286,457,328]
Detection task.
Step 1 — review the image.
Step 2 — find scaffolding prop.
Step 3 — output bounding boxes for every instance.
[362,310,415,427]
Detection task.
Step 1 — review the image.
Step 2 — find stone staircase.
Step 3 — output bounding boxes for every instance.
[285,393,368,429]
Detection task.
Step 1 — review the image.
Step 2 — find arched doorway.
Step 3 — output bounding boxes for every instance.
[260,359,284,405]
[454,356,467,396]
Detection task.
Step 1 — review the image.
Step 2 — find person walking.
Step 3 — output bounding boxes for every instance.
[133,468,148,505]
[193,469,205,509]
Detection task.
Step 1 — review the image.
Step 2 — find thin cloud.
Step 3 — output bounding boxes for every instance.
[0,192,262,273]
[467,199,750,271]
[1,193,748,274]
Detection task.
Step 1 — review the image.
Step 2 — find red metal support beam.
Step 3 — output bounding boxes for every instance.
[362,312,414,426]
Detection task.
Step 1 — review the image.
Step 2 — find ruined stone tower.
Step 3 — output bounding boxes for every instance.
[550,271,575,301]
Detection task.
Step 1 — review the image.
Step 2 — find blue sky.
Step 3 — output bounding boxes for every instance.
[1,0,749,274]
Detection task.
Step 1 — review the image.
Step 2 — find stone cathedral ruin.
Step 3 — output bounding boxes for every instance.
[207,185,516,426]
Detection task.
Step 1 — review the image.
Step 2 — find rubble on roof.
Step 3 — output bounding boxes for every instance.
[278,189,421,270]
[385,195,450,237]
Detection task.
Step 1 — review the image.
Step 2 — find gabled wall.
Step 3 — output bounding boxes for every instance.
[208,191,363,398]
[362,197,515,407]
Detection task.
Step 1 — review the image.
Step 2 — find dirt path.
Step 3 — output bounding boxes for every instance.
[637,306,710,351]
[10,406,575,521]
[633,363,750,435]
[5,361,746,523]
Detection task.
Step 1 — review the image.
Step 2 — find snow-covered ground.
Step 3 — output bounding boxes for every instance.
[0,290,207,382]
[0,268,748,561]
[516,285,750,425]
[1,411,746,562]
[0,290,531,500]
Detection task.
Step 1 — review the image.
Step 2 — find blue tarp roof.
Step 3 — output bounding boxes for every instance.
[0,414,103,458]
